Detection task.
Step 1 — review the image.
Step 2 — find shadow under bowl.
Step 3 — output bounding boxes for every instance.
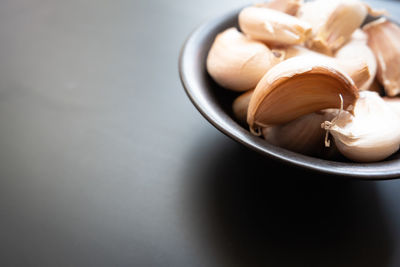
[178,7,400,179]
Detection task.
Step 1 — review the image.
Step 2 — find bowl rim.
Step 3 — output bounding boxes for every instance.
[178,6,400,180]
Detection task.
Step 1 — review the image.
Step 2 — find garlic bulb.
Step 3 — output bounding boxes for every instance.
[322,91,400,162]
[247,55,359,133]
[262,110,337,156]
[239,6,312,46]
[232,89,254,123]
[363,18,400,97]
[297,0,368,55]
[334,30,377,91]
[255,0,303,16]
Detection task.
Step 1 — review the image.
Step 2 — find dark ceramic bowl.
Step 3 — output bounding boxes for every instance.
[179,7,400,179]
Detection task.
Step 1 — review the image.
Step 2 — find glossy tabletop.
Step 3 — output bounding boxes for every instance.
[0,0,400,266]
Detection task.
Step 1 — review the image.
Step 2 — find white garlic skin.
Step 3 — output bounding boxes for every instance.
[383,97,400,118]
[262,110,337,156]
[297,0,368,54]
[335,30,377,91]
[325,91,400,162]
[239,6,312,46]
[255,0,303,16]
[364,18,400,96]
[232,89,254,123]
[206,27,282,92]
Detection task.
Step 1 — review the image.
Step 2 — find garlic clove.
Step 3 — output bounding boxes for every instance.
[232,89,254,124]
[297,0,368,55]
[239,6,312,46]
[348,29,369,45]
[283,45,320,59]
[363,18,400,97]
[322,91,400,162]
[262,110,337,156]
[284,45,371,90]
[206,27,283,92]
[255,0,303,16]
[338,61,370,92]
[236,86,341,157]
[247,56,359,133]
[383,97,400,118]
[334,30,377,91]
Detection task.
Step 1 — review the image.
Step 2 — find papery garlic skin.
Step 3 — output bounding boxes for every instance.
[335,30,377,91]
[206,27,283,92]
[284,45,371,90]
[255,0,303,16]
[363,18,400,97]
[239,6,312,46]
[349,29,368,45]
[297,0,368,55]
[262,110,337,156]
[323,91,400,162]
[247,55,359,131]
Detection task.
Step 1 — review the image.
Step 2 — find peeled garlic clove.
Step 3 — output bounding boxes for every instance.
[322,91,400,162]
[239,6,312,46]
[335,31,377,91]
[363,18,400,97]
[383,97,400,117]
[232,89,254,124]
[262,110,337,156]
[247,56,358,132]
[297,0,368,55]
[284,45,370,90]
[255,0,303,16]
[206,27,283,92]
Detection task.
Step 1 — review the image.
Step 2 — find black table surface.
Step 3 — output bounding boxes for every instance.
[1,0,400,266]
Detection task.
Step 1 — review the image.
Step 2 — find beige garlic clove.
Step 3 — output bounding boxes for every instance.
[247,56,359,133]
[262,110,337,156]
[297,0,368,55]
[363,18,400,97]
[232,89,254,124]
[339,61,370,92]
[348,29,369,45]
[322,91,400,162]
[238,6,312,46]
[283,45,370,90]
[383,97,400,117]
[234,87,340,158]
[206,27,283,92]
[255,0,303,16]
[283,44,318,59]
[334,30,377,91]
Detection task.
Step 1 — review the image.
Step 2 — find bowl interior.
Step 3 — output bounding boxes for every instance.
[179,7,400,179]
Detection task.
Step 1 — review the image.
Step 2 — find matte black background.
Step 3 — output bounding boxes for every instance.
[0,0,400,266]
